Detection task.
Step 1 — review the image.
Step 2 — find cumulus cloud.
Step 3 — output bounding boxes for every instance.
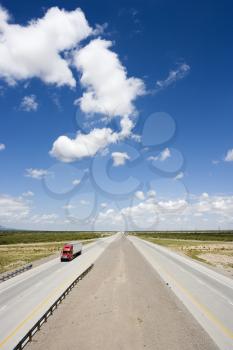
[73,38,145,117]
[22,191,34,197]
[0,194,30,221]
[0,143,5,151]
[63,204,75,210]
[0,6,92,86]
[50,115,134,162]
[174,172,184,180]
[50,32,145,162]
[30,213,58,224]
[92,22,108,36]
[193,193,233,218]
[155,63,190,91]
[0,7,145,162]
[72,179,81,186]
[224,149,233,162]
[20,95,38,111]
[111,152,130,166]
[94,191,233,230]
[50,127,118,162]
[101,202,107,208]
[148,148,171,162]
[25,168,49,179]
[135,191,145,200]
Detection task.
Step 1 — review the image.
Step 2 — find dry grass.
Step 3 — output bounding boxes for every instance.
[140,236,233,273]
[0,240,93,274]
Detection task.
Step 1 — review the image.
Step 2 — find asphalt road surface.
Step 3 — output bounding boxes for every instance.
[26,235,218,350]
[0,235,116,350]
[129,236,233,350]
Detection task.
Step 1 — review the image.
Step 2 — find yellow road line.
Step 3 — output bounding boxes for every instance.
[0,267,87,349]
[151,256,233,341]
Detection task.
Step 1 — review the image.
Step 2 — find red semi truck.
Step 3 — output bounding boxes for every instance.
[60,242,82,262]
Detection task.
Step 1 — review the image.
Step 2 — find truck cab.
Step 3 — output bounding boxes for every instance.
[61,244,73,261]
[60,242,82,262]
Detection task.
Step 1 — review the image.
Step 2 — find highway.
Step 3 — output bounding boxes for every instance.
[129,236,233,350]
[26,235,218,350]
[0,235,117,350]
[1,234,233,350]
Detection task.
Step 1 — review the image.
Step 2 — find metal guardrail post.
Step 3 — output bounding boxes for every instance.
[13,263,94,350]
[0,264,33,283]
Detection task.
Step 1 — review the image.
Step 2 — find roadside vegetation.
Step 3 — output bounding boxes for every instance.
[130,231,233,241]
[130,231,233,274]
[0,231,113,274]
[0,231,112,245]
[0,242,63,274]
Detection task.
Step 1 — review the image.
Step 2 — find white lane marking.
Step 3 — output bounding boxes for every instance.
[0,241,102,295]
[0,260,60,295]
[168,256,233,308]
[135,238,233,309]
[140,238,233,291]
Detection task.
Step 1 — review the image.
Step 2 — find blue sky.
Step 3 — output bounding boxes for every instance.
[0,0,233,230]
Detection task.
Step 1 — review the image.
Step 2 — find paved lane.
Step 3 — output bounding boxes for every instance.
[129,236,233,350]
[0,235,117,350]
[26,235,217,350]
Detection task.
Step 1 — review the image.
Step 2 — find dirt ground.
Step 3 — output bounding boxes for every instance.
[177,242,233,276]
[142,238,233,277]
[27,236,217,350]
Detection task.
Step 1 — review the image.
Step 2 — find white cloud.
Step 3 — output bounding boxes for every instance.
[135,191,145,200]
[193,194,233,218]
[224,149,233,162]
[160,148,171,161]
[174,172,184,180]
[50,127,118,162]
[111,152,130,166]
[50,115,135,162]
[72,179,81,186]
[25,168,49,179]
[101,202,107,208]
[148,148,171,162]
[158,199,187,211]
[147,155,158,161]
[63,204,75,210]
[50,32,145,162]
[0,194,30,221]
[0,143,5,151]
[22,191,34,197]
[73,38,145,117]
[212,160,219,165]
[20,94,38,111]
[92,23,108,36]
[30,213,58,224]
[156,63,190,91]
[93,192,233,230]
[0,6,92,86]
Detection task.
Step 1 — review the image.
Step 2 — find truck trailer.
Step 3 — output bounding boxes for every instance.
[60,242,82,262]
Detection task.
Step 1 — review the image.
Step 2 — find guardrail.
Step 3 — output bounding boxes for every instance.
[13,263,94,350]
[0,264,33,283]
